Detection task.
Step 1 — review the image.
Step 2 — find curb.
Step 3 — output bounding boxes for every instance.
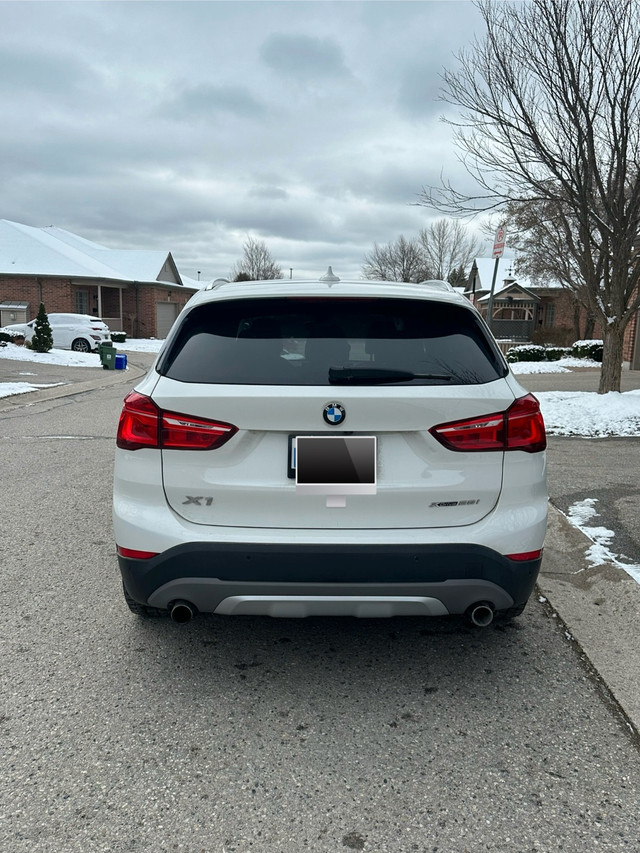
[539,505,640,736]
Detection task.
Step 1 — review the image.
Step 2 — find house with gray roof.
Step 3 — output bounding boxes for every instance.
[466,256,595,345]
[0,220,201,338]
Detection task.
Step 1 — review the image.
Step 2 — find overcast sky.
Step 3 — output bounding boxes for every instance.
[1,0,488,282]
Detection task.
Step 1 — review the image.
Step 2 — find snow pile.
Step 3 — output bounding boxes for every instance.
[537,390,640,437]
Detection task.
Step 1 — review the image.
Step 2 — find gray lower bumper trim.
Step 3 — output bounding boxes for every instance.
[215,595,448,618]
[147,578,514,616]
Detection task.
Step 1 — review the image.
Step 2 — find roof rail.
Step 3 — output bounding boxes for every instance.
[204,278,230,291]
[418,279,455,292]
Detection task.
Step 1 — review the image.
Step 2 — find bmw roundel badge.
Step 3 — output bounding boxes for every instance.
[323,402,346,426]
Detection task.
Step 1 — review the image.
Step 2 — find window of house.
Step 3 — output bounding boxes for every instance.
[76,290,89,314]
[544,303,555,327]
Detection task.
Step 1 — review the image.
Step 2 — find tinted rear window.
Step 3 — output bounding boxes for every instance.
[158,297,506,385]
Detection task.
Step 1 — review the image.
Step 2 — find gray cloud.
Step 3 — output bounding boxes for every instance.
[162,83,266,121]
[260,33,351,82]
[0,47,96,96]
[249,185,290,201]
[397,60,443,119]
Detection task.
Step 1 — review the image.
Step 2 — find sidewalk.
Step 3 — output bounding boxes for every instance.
[2,353,640,734]
[519,363,640,735]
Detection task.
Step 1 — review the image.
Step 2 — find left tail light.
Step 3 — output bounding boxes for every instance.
[116,391,238,451]
[430,393,546,453]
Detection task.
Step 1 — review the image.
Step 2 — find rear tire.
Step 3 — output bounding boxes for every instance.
[122,583,167,617]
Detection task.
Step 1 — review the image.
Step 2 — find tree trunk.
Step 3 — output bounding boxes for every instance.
[598,326,625,393]
[573,301,582,341]
[584,312,596,340]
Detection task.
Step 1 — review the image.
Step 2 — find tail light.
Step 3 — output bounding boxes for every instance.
[430,394,546,453]
[116,391,238,451]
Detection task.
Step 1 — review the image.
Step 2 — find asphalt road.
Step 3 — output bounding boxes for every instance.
[1,359,640,852]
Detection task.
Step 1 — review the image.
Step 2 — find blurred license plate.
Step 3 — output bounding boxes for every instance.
[290,435,377,489]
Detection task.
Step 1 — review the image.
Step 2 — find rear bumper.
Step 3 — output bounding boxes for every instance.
[118,542,542,616]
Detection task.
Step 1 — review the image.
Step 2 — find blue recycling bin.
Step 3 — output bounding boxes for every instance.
[115,353,127,370]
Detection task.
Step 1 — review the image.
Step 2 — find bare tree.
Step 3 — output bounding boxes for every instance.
[419,0,640,392]
[362,235,430,282]
[230,236,283,281]
[418,218,483,281]
[505,199,596,339]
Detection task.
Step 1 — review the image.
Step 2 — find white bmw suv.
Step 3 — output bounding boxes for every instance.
[113,271,547,626]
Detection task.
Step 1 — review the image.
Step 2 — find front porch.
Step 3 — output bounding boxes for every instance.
[73,282,125,332]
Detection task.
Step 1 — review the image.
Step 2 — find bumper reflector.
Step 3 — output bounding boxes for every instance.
[117,545,158,560]
[506,549,543,562]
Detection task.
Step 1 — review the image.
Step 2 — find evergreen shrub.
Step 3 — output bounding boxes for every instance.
[506,344,547,362]
[571,340,603,361]
[545,346,571,361]
[30,303,54,353]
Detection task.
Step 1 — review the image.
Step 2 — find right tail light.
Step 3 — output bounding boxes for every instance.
[430,393,546,453]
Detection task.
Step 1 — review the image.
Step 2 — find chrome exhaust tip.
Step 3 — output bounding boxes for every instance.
[170,600,195,624]
[467,602,495,628]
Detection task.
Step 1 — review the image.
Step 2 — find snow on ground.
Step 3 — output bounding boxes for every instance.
[511,357,601,374]
[537,390,640,437]
[565,498,640,583]
[0,381,63,399]
[0,342,99,366]
[118,339,164,353]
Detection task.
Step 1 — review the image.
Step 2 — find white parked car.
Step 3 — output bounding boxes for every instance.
[5,313,111,352]
[113,271,547,627]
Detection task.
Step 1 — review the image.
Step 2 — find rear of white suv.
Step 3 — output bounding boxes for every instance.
[113,274,547,626]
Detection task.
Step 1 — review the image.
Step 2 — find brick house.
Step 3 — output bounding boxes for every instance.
[0,220,201,338]
[469,257,640,358]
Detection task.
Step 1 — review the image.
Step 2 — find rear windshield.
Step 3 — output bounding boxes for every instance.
[158,297,507,386]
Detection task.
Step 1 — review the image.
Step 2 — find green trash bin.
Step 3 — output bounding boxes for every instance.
[98,342,117,370]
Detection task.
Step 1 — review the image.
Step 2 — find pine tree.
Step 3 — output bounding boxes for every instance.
[30,303,53,353]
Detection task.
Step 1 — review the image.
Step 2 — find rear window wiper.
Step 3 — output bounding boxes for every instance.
[328,367,453,384]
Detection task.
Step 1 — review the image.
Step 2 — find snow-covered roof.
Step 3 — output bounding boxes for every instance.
[476,281,541,303]
[468,256,563,296]
[0,219,191,287]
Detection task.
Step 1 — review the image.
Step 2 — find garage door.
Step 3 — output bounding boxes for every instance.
[156,302,178,339]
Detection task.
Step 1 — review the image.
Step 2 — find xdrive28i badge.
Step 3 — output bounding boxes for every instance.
[323,402,346,425]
